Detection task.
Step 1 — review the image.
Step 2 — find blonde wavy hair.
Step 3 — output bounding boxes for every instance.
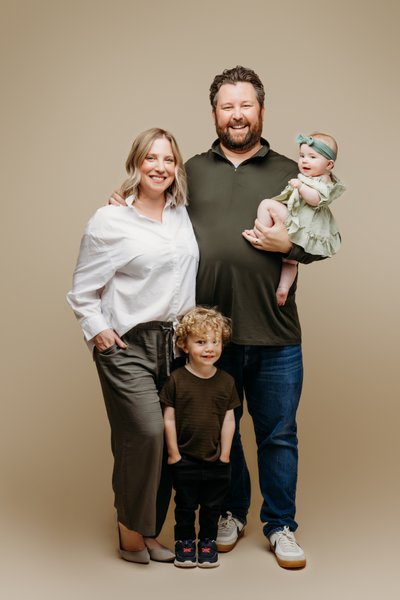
[120,128,187,206]
[176,307,232,349]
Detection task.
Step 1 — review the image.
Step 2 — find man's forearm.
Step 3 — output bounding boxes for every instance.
[285,244,329,265]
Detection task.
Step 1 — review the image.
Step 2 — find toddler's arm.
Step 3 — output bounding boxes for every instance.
[163,406,181,464]
[289,178,320,207]
[219,409,235,463]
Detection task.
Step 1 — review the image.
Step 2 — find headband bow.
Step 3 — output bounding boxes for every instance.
[296,134,337,161]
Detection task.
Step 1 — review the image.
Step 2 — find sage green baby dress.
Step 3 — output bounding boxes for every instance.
[274,172,345,256]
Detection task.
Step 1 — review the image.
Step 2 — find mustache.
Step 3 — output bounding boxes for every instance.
[227,119,249,128]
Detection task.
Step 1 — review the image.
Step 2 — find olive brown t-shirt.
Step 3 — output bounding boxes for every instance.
[160,366,240,462]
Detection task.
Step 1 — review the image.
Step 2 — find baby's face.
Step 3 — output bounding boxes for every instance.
[298,144,334,178]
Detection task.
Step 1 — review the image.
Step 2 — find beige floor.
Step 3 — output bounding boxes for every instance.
[3,409,398,600]
[3,491,397,600]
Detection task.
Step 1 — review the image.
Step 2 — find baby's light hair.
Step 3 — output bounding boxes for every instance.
[176,306,231,349]
[309,132,338,158]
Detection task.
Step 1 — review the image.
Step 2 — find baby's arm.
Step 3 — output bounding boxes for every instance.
[163,406,181,465]
[289,178,320,207]
[219,409,235,463]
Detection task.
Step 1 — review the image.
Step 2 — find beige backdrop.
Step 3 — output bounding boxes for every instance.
[1,0,399,598]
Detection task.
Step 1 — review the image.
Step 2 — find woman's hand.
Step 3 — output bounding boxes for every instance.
[242,212,292,254]
[92,329,127,352]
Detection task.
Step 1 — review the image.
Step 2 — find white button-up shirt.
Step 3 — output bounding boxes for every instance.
[67,196,199,349]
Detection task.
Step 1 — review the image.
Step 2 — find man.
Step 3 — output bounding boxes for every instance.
[111,66,325,569]
[183,66,327,570]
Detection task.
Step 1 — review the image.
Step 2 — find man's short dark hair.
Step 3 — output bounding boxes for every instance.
[209,65,265,108]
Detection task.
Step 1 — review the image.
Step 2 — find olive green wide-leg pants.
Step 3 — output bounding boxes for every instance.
[94,321,173,537]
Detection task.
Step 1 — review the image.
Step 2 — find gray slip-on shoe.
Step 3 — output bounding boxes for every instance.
[117,524,150,564]
[119,546,150,564]
[147,545,175,563]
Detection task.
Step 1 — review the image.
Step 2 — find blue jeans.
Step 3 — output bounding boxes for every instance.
[216,343,303,537]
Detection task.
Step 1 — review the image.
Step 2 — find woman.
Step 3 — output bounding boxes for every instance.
[67,128,199,563]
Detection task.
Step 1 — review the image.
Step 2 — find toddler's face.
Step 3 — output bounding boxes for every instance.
[298,144,334,178]
[183,327,223,370]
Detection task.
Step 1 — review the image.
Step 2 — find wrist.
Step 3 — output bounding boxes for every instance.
[282,239,293,255]
[168,453,181,464]
[282,241,294,257]
[219,454,230,463]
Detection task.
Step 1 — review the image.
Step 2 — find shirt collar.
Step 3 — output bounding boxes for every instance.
[211,137,270,162]
[125,193,175,208]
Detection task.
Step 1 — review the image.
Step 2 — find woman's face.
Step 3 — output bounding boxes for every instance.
[139,137,176,197]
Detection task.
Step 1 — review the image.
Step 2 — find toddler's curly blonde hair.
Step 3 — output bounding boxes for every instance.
[175,307,231,349]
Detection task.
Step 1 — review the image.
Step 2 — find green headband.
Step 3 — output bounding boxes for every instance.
[296,134,337,161]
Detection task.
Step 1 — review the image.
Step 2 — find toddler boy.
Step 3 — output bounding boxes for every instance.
[160,307,240,568]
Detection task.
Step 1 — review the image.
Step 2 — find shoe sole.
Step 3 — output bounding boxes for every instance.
[174,559,197,568]
[216,528,244,553]
[269,545,306,569]
[119,549,150,564]
[198,560,220,568]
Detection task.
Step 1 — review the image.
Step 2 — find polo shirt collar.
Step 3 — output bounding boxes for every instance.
[211,137,270,162]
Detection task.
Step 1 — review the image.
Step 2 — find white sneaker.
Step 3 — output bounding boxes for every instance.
[216,512,245,552]
[268,526,306,569]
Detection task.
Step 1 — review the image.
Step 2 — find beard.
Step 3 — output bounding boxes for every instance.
[216,115,263,153]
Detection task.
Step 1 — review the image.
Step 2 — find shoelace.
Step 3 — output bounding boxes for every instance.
[219,512,235,530]
[199,540,213,550]
[275,526,298,551]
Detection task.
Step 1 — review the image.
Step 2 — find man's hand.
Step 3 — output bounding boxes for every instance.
[107,190,127,206]
[92,328,128,352]
[242,211,293,254]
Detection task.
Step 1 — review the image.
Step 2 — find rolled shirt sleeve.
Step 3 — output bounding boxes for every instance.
[67,227,116,341]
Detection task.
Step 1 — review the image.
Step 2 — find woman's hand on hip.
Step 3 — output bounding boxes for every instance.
[93,329,128,352]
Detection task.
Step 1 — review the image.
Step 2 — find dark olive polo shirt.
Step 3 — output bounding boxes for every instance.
[185,139,324,346]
